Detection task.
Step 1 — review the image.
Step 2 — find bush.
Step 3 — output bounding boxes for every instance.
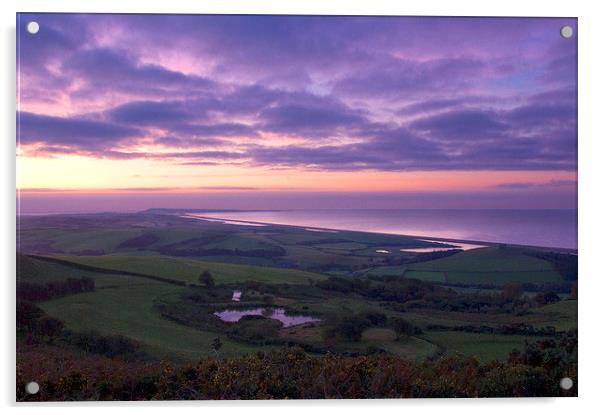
[64,331,142,358]
[17,337,577,400]
[534,291,561,306]
[358,310,387,326]
[17,277,95,302]
[199,270,215,289]
[391,317,417,338]
[322,314,371,343]
[230,316,281,343]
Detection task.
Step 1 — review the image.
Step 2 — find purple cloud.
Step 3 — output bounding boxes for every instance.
[18,111,142,148]
[17,14,577,172]
[410,110,507,141]
[108,100,193,125]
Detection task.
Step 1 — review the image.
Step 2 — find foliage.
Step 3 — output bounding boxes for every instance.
[391,318,418,338]
[17,337,577,400]
[17,277,95,302]
[229,316,282,343]
[322,314,371,343]
[534,291,561,306]
[199,270,215,288]
[502,283,524,300]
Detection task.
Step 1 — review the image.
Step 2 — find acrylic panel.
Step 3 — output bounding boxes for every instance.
[16,13,577,401]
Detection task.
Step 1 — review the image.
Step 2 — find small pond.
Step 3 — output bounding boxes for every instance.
[214,308,320,328]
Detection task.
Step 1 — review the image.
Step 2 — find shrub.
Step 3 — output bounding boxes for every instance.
[199,270,215,289]
[391,317,417,339]
[322,314,371,343]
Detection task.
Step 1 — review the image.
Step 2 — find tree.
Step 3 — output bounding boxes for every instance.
[570,281,578,299]
[322,314,370,344]
[392,317,415,339]
[211,337,222,359]
[502,283,524,301]
[534,291,561,306]
[263,294,275,305]
[35,316,64,341]
[199,270,215,288]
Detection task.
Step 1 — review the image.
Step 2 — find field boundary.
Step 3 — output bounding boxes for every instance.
[26,254,188,287]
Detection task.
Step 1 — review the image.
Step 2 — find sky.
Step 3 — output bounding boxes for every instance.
[16,14,577,212]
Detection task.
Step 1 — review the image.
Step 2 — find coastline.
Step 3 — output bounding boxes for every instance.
[181,213,578,255]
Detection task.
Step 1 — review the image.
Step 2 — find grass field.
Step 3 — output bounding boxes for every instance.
[18,212,576,369]
[18,213,443,275]
[530,300,577,331]
[56,255,328,285]
[17,254,113,283]
[40,274,272,361]
[404,270,446,282]
[408,247,563,284]
[420,331,544,362]
[400,299,577,331]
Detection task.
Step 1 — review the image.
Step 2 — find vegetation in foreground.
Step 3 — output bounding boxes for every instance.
[17,331,576,400]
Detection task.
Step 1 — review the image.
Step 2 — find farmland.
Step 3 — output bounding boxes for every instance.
[17,211,578,399]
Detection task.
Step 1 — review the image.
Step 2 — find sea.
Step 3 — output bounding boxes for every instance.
[195,209,577,250]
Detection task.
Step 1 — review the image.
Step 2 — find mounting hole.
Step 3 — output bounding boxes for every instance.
[26,21,39,35]
[560,25,573,39]
[559,377,573,390]
[25,381,40,395]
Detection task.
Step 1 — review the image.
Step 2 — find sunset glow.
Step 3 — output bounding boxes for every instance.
[16,14,577,211]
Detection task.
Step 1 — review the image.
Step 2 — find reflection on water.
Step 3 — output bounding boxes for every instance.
[375,249,391,254]
[193,209,577,249]
[304,228,339,233]
[214,308,320,327]
[400,239,485,253]
[182,214,266,227]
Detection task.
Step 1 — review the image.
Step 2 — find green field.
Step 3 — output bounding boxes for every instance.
[530,300,577,331]
[404,270,446,282]
[18,212,577,368]
[408,247,563,284]
[40,274,273,361]
[420,331,544,362]
[17,212,439,275]
[56,255,327,285]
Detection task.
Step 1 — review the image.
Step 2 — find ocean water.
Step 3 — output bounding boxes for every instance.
[198,209,577,250]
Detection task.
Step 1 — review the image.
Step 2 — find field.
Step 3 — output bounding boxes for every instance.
[17,211,577,373]
[40,274,273,361]
[54,255,327,285]
[406,247,563,284]
[420,331,546,362]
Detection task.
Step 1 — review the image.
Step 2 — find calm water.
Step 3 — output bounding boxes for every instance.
[197,209,577,250]
[214,308,321,327]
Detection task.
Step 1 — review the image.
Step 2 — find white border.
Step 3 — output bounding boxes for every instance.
[2,0,601,413]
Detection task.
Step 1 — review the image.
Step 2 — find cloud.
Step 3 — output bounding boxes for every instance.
[493,180,576,189]
[410,109,507,141]
[397,98,468,116]
[17,14,577,173]
[259,97,366,137]
[18,111,143,149]
[66,48,214,91]
[108,100,193,125]
[334,57,485,99]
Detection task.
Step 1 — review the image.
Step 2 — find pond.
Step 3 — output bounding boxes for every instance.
[214,308,321,328]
